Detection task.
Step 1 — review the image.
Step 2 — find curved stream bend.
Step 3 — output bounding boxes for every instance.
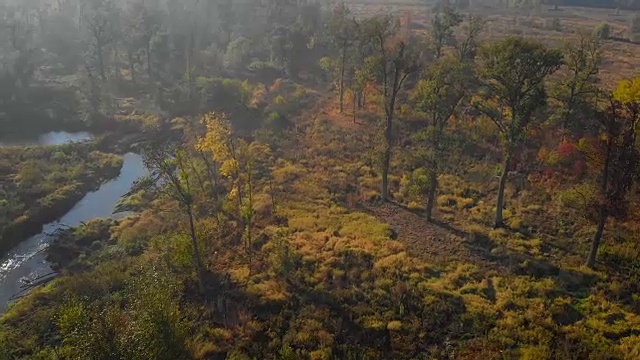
[0,148,147,314]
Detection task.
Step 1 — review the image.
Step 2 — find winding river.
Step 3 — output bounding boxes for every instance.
[0,132,147,314]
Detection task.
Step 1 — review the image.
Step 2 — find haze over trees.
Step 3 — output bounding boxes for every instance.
[1,0,640,359]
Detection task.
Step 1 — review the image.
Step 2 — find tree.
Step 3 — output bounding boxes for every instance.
[197,113,272,270]
[475,37,562,227]
[269,22,310,80]
[593,23,611,40]
[84,0,118,81]
[361,15,421,201]
[412,57,471,220]
[327,3,358,113]
[142,136,207,294]
[224,36,253,72]
[0,4,39,104]
[456,15,485,62]
[582,79,640,268]
[430,5,463,60]
[552,30,602,135]
[132,0,162,81]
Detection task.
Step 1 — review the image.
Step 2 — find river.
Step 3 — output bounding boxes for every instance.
[0,131,93,147]
[0,132,147,314]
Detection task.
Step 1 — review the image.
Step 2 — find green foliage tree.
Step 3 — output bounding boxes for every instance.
[56,270,188,360]
[142,136,207,294]
[361,15,421,201]
[225,36,253,72]
[126,0,163,82]
[431,5,464,60]
[83,0,118,80]
[456,15,486,62]
[413,57,471,220]
[593,23,611,40]
[475,37,563,227]
[0,3,40,111]
[552,30,602,135]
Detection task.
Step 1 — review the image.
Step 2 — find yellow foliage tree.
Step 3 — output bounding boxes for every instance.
[197,112,273,267]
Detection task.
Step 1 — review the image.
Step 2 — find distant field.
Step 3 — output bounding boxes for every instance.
[345,1,640,87]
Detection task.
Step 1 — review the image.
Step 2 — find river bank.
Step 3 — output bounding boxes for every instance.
[0,152,147,313]
[0,158,122,257]
[0,139,124,258]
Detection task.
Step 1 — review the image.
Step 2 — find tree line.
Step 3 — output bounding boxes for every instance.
[321,4,639,268]
[0,0,327,130]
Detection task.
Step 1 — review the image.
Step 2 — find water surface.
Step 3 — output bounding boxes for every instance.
[0,131,93,147]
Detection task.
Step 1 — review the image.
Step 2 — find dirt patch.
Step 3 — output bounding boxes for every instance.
[361,201,508,273]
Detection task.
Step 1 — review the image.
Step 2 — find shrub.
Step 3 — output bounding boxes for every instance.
[594,23,611,40]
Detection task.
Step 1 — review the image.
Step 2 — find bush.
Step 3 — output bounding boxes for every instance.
[594,23,611,40]
[544,17,561,31]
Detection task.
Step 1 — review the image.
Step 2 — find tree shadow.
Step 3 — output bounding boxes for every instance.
[386,199,468,239]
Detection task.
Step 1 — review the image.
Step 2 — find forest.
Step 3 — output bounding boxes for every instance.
[1,0,640,359]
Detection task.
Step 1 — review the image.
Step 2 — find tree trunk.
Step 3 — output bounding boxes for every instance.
[97,41,106,80]
[382,140,391,201]
[339,46,346,113]
[586,137,613,267]
[425,169,438,221]
[146,44,152,81]
[113,47,119,81]
[128,50,136,84]
[246,168,253,263]
[586,209,607,268]
[187,206,205,294]
[353,92,357,123]
[381,110,393,201]
[495,155,511,228]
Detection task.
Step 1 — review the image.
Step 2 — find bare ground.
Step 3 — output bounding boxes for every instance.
[361,201,508,273]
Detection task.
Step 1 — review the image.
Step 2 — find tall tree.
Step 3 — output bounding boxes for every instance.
[327,3,358,113]
[582,79,640,268]
[129,0,162,81]
[198,113,272,269]
[430,5,463,59]
[456,15,485,62]
[142,137,207,294]
[552,30,602,135]
[84,0,117,80]
[475,37,562,227]
[412,56,471,220]
[362,15,421,201]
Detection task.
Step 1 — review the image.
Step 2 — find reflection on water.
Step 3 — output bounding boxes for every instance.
[0,131,93,147]
[0,153,147,314]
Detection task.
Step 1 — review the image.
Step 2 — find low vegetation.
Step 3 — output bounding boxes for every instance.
[0,145,122,256]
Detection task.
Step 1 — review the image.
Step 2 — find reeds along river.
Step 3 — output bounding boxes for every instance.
[0,132,147,314]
